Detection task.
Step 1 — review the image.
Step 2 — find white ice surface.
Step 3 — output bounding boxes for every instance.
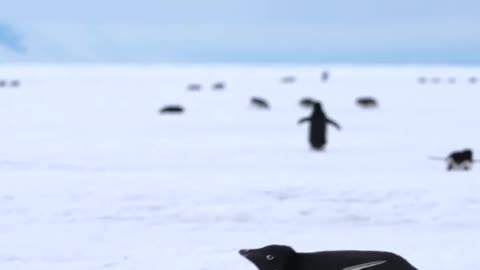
[0,65,479,270]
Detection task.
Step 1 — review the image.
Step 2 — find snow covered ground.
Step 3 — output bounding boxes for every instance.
[0,65,479,270]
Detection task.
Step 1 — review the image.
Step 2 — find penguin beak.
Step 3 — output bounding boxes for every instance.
[239,249,250,257]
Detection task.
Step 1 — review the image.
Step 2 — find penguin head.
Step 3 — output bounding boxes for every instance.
[299,97,317,108]
[239,245,296,270]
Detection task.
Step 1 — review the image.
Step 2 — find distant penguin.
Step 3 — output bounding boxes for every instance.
[281,76,296,84]
[212,82,226,90]
[251,97,270,110]
[469,77,478,84]
[187,84,202,91]
[10,80,20,87]
[429,149,477,171]
[417,77,427,84]
[298,102,341,150]
[356,97,378,109]
[446,149,474,171]
[0,80,6,87]
[299,97,317,108]
[159,105,184,114]
[321,71,330,82]
[447,77,456,84]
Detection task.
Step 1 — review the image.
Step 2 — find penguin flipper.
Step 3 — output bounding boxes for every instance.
[327,118,341,130]
[298,117,311,125]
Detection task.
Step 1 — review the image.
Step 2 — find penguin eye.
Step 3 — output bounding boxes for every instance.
[266,255,275,261]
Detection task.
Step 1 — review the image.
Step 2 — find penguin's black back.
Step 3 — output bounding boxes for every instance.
[294,251,417,270]
[449,149,473,163]
[308,103,328,149]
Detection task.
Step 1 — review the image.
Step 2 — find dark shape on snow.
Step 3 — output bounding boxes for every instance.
[356,97,378,109]
[187,84,202,91]
[417,77,427,84]
[298,101,341,151]
[321,71,330,82]
[429,149,477,171]
[446,149,475,171]
[447,77,456,84]
[239,245,418,270]
[299,97,318,108]
[0,80,6,87]
[212,82,226,90]
[281,76,296,84]
[251,97,270,110]
[159,105,184,114]
[10,79,20,87]
[469,77,478,84]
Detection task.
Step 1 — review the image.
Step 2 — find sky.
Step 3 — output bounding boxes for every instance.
[0,0,479,64]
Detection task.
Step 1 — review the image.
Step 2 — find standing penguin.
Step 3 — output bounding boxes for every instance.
[298,102,341,150]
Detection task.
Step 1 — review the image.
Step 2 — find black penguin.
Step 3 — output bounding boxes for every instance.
[299,97,317,108]
[431,77,441,84]
[321,71,330,82]
[447,149,474,171]
[298,102,341,150]
[251,97,270,110]
[356,97,378,109]
[212,82,226,90]
[159,105,184,114]
[429,149,477,171]
[239,245,418,270]
[187,84,202,91]
[281,76,296,84]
